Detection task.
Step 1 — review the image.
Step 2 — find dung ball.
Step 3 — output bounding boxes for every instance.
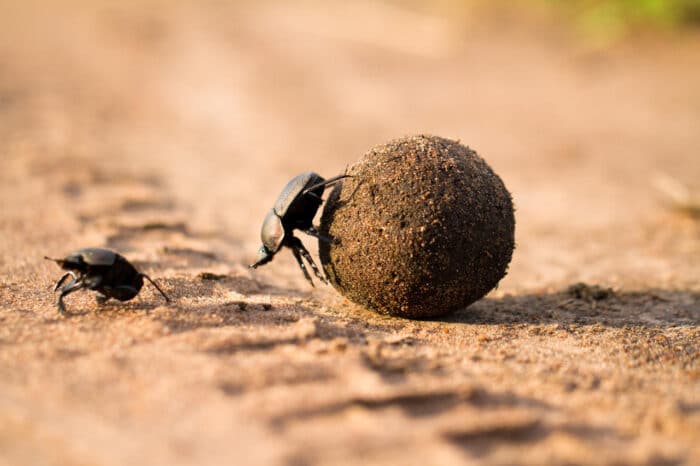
[319,135,515,319]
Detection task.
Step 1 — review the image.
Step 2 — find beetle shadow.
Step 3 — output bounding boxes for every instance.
[317,179,366,278]
[159,274,306,300]
[319,178,365,227]
[45,273,305,320]
[148,288,362,339]
[46,297,167,319]
[438,284,699,329]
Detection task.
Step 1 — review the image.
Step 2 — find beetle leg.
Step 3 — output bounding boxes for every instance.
[139,274,171,303]
[57,278,84,314]
[305,191,323,201]
[302,174,351,195]
[53,271,78,292]
[290,237,327,285]
[290,245,314,287]
[303,226,334,244]
[95,294,109,305]
[298,247,328,285]
[79,275,103,289]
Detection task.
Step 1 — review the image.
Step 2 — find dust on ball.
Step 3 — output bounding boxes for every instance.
[319,135,515,319]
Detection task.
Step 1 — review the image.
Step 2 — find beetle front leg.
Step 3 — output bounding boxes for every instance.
[53,271,78,292]
[290,244,315,287]
[57,278,84,314]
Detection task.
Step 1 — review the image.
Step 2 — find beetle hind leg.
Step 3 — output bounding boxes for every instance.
[140,274,171,303]
[303,226,335,244]
[302,174,351,195]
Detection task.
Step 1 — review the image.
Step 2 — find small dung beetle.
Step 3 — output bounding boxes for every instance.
[45,247,170,314]
[250,171,348,286]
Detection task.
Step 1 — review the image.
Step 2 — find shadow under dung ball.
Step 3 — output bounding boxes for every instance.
[319,135,515,319]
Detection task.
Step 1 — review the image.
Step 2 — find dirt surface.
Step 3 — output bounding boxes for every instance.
[1,1,699,465]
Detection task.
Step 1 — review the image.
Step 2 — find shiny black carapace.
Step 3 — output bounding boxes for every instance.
[45,248,170,314]
[250,171,347,286]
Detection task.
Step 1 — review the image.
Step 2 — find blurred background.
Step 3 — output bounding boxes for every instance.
[2,0,699,289]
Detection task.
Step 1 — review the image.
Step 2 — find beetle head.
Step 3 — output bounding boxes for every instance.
[250,210,285,269]
[261,209,285,251]
[250,245,274,268]
[44,254,88,272]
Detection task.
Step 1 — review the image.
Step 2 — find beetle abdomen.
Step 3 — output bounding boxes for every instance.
[273,172,323,217]
[93,256,143,300]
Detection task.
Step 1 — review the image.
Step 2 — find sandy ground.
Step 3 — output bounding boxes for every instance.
[1,1,699,465]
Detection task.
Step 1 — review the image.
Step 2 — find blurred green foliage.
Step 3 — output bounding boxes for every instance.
[549,0,700,42]
[429,0,700,44]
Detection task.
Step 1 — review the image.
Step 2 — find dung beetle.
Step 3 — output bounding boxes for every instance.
[45,247,170,314]
[250,171,348,286]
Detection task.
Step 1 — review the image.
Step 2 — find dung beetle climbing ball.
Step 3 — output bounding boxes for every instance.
[250,171,348,286]
[319,135,515,319]
[45,248,170,314]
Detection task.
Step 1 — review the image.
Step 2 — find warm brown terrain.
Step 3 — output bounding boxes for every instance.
[1,1,699,465]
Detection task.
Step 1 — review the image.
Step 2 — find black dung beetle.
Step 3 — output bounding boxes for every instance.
[45,247,170,314]
[250,171,348,286]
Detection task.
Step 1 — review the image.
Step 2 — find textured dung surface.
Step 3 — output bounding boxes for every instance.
[320,135,515,318]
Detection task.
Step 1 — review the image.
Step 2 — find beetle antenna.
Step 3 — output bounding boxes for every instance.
[140,273,171,302]
[303,174,351,195]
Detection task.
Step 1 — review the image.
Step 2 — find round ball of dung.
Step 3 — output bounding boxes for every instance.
[319,135,515,319]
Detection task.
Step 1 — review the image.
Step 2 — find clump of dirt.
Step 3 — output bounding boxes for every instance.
[319,135,515,318]
[566,282,615,301]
